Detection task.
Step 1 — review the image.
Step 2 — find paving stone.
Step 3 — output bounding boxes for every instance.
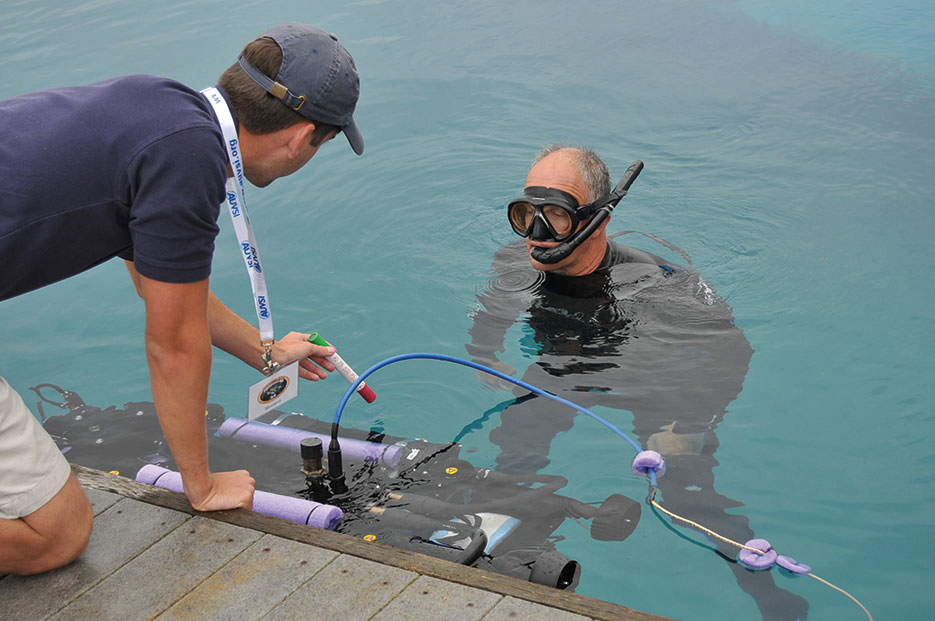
[263,553,417,621]
[50,516,261,621]
[0,498,188,621]
[157,533,337,621]
[85,488,121,515]
[372,574,503,621]
[483,595,592,620]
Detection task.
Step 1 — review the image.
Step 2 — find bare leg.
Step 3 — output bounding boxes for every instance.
[0,472,93,575]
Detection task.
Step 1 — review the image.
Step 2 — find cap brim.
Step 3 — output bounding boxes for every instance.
[343,118,364,155]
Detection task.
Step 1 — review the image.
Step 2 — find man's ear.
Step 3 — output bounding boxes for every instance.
[286,121,317,158]
[597,215,611,233]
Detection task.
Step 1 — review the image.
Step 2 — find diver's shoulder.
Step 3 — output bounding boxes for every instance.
[606,240,668,267]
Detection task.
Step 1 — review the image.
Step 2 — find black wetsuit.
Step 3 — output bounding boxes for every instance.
[466,237,809,620]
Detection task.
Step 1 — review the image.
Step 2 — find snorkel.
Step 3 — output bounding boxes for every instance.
[530,160,644,265]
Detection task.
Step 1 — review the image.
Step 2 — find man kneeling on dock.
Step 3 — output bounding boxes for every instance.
[0,23,364,574]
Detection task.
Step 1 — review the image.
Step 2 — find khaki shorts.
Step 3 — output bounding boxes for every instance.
[0,376,71,519]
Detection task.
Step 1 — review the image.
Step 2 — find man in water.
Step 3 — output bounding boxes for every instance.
[466,145,808,619]
[0,23,361,574]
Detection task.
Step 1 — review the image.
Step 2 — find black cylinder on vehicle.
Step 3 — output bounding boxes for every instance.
[528,550,581,590]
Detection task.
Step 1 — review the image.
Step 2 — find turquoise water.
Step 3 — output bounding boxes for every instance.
[2,1,933,619]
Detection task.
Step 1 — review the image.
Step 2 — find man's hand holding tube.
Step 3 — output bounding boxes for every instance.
[271,331,337,380]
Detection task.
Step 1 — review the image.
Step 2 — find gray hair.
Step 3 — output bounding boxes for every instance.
[533,144,611,203]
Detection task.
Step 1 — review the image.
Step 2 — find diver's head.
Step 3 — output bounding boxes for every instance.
[509,146,611,275]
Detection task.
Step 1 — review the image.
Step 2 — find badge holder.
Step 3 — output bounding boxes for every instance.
[248,342,298,420]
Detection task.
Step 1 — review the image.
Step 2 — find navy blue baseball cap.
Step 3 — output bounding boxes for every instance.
[239,22,363,155]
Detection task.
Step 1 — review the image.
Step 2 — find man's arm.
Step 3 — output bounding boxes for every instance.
[205,292,336,380]
[126,261,254,510]
[465,243,535,385]
[126,261,335,381]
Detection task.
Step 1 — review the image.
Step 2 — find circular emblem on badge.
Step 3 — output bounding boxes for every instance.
[258,376,290,404]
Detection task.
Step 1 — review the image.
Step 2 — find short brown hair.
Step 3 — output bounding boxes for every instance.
[218,37,339,145]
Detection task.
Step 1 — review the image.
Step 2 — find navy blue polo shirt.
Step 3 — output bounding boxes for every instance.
[0,75,230,301]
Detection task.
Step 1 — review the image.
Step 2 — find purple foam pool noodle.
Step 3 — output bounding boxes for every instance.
[135,464,343,530]
[218,417,403,468]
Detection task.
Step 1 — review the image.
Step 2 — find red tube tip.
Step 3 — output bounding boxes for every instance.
[357,384,377,403]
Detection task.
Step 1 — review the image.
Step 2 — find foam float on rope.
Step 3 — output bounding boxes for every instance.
[738,538,811,574]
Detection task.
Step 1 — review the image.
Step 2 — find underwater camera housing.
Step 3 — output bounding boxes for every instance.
[36,384,640,590]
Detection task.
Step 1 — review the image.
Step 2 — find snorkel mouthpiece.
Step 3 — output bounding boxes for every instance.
[530,160,644,265]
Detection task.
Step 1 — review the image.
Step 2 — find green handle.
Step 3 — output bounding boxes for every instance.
[307,332,330,347]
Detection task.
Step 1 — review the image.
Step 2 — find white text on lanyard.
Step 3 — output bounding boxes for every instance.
[202,86,278,375]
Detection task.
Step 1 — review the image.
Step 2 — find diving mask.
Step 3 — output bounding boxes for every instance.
[507,187,600,242]
[508,160,645,265]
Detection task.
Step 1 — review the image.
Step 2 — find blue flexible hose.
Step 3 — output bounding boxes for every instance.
[331,353,650,479]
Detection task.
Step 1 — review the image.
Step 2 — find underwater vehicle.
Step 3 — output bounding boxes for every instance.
[33,382,641,591]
